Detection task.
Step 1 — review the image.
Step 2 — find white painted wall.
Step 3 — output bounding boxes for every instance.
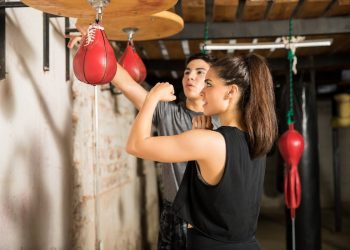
[0,7,72,250]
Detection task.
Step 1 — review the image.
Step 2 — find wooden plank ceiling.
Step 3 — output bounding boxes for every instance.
[122,0,350,89]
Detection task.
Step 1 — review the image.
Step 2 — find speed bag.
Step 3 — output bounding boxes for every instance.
[73,23,117,85]
[119,41,147,84]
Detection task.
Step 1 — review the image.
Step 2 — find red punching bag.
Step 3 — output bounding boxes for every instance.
[119,40,147,83]
[278,123,304,218]
[73,22,117,85]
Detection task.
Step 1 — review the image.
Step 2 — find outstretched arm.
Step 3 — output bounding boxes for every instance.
[110,63,148,110]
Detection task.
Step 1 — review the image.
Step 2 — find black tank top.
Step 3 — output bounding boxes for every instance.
[173,126,266,243]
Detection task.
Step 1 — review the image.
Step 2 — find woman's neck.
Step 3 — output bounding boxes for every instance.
[219,111,245,131]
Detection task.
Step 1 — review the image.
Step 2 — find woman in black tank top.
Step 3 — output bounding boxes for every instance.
[126,54,278,249]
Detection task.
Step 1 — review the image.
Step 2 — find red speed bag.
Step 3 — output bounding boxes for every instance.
[119,41,147,83]
[278,123,304,218]
[278,123,304,167]
[73,23,117,85]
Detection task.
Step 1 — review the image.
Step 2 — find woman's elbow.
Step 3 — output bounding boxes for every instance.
[126,142,137,156]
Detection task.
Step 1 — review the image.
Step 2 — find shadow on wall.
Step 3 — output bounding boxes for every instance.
[2,139,50,249]
[0,78,15,119]
[1,11,73,249]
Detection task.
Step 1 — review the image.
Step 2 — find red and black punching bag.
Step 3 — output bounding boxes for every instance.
[73,22,117,85]
[119,41,147,84]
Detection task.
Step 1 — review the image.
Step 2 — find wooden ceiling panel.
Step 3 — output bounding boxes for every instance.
[242,0,269,21]
[326,34,350,54]
[296,0,333,18]
[132,1,349,84]
[182,0,206,22]
[135,41,162,59]
[163,40,186,59]
[268,0,298,20]
[296,35,334,56]
[213,0,239,22]
[326,0,350,16]
[189,39,204,54]
[267,48,288,59]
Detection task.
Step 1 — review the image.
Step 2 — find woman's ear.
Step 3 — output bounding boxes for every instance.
[226,85,239,99]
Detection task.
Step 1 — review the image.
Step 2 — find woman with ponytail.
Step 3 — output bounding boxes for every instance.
[126,53,277,250]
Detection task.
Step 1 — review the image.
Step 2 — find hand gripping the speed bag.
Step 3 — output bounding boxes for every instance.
[73,23,117,85]
[119,41,147,84]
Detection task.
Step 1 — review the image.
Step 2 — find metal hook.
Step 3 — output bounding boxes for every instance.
[88,0,110,23]
[95,6,103,23]
[122,27,139,44]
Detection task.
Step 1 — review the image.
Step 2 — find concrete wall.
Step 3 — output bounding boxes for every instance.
[0,7,159,250]
[318,99,350,208]
[71,80,159,250]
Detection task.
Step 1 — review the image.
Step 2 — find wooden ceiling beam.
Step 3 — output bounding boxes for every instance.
[167,16,350,39]
[326,0,350,16]
[213,0,239,21]
[242,0,269,21]
[143,54,350,72]
[296,0,333,18]
[268,0,299,20]
[182,0,206,22]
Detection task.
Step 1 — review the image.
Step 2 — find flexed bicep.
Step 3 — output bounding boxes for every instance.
[130,129,223,164]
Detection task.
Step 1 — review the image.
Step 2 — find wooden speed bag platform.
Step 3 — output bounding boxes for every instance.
[21,0,177,19]
[76,11,184,41]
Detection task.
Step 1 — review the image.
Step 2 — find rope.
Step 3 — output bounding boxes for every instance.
[287,18,294,125]
[200,21,209,54]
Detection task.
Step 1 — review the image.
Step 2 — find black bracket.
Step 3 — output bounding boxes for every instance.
[43,13,50,71]
[0,1,28,80]
[0,1,67,76]
[65,17,70,81]
[0,6,5,80]
[42,13,64,72]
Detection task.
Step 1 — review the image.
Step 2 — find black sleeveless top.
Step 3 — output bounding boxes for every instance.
[173,126,266,243]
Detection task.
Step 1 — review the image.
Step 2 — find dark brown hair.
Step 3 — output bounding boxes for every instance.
[211,54,277,158]
[185,53,217,66]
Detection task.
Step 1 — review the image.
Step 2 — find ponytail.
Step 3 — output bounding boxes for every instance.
[212,54,277,158]
[244,54,277,158]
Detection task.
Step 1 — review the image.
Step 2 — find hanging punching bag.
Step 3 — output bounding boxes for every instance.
[119,41,147,84]
[278,123,304,218]
[73,22,117,85]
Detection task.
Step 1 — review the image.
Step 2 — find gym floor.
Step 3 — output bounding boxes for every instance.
[257,207,350,250]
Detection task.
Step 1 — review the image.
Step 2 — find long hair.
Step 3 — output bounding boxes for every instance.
[211,54,277,158]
